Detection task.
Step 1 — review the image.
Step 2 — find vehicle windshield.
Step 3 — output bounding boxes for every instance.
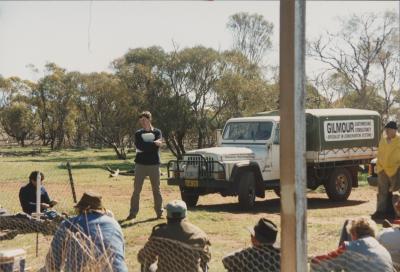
[222,121,273,141]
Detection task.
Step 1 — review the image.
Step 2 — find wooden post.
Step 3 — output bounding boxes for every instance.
[67,162,78,203]
[279,0,307,271]
[36,233,39,257]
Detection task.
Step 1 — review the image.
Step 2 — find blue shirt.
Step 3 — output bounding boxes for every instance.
[48,212,128,272]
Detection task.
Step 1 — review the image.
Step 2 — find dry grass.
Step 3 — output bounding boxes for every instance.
[0,147,378,271]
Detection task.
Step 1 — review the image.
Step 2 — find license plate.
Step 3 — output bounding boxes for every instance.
[185,179,198,187]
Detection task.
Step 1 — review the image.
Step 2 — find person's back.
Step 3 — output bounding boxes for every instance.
[222,244,280,272]
[46,192,127,272]
[343,236,393,271]
[66,213,126,271]
[152,220,209,249]
[138,200,210,272]
[222,218,280,272]
[311,217,393,272]
[378,226,400,267]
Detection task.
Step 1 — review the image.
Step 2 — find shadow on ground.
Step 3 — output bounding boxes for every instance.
[193,197,367,214]
[0,149,52,157]
[119,217,159,229]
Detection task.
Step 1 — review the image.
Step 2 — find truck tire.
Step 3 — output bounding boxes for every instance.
[325,168,353,202]
[238,171,256,209]
[180,187,199,208]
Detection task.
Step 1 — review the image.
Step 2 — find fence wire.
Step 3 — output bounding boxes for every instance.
[43,225,116,272]
[138,236,211,272]
[310,249,399,272]
[0,163,76,270]
[1,161,400,271]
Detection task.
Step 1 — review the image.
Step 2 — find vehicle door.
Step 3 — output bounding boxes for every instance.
[269,122,280,180]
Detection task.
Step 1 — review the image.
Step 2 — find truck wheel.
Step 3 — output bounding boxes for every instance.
[325,168,353,202]
[238,171,256,209]
[180,187,199,208]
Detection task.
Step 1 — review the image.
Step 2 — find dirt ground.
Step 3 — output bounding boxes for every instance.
[1,179,379,271]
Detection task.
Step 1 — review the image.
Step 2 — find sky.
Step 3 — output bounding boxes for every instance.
[0,1,398,82]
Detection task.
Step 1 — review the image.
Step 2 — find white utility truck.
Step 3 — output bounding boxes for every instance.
[167,109,380,208]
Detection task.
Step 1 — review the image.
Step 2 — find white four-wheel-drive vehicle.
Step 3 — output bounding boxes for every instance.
[167,109,381,208]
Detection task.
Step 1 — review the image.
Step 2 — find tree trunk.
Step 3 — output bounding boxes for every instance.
[197,129,203,149]
[41,121,47,146]
[111,143,127,160]
[177,134,186,155]
[165,139,178,158]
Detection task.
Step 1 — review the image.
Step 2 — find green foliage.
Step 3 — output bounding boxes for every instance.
[337,88,385,112]
[79,72,137,159]
[306,83,330,109]
[0,101,36,146]
[2,11,397,159]
[111,45,277,156]
[227,12,274,65]
[33,63,80,149]
[310,11,399,116]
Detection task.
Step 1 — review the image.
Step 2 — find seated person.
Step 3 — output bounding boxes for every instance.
[138,200,211,272]
[222,217,280,272]
[377,195,400,269]
[45,191,127,272]
[311,217,393,272]
[378,225,400,269]
[19,171,58,216]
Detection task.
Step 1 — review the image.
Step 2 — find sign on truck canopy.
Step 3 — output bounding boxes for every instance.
[324,119,374,141]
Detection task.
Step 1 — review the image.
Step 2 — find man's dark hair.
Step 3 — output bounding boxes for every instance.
[29,171,44,182]
[139,111,152,121]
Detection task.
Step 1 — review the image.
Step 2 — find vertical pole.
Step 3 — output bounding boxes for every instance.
[35,172,41,216]
[67,162,78,203]
[35,172,41,257]
[279,0,307,271]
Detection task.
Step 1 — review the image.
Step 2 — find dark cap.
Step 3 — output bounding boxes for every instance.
[74,191,104,210]
[385,121,398,130]
[249,218,278,244]
[165,200,187,219]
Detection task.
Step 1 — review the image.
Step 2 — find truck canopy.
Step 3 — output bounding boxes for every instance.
[256,108,381,152]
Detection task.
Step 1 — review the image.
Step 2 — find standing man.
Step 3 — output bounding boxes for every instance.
[126,111,163,221]
[372,121,400,220]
